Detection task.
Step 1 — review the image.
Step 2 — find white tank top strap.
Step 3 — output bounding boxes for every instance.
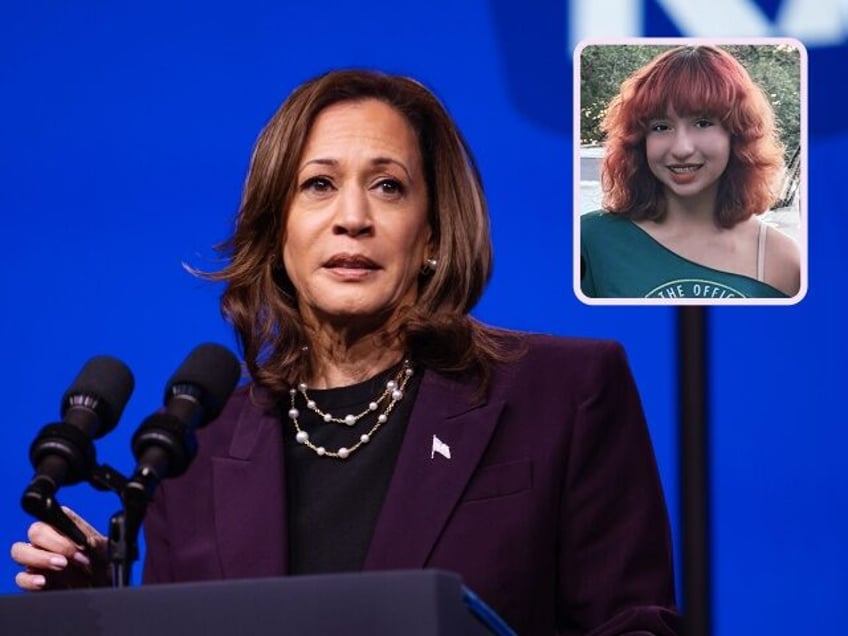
[756,221,767,282]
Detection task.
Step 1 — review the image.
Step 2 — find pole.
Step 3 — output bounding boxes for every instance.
[678,306,711,636]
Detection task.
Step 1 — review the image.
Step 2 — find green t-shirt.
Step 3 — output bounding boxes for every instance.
[580,211,787,299]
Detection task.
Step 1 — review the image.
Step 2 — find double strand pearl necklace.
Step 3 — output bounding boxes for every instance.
[287,360,414,460]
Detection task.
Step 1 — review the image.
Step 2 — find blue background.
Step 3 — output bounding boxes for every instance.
[2,2,845,634]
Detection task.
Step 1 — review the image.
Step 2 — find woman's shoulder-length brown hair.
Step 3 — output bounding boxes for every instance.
[203,69,512,399]
[600,45,785,228]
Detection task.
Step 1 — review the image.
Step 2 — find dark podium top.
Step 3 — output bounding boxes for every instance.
[0,569,511,635]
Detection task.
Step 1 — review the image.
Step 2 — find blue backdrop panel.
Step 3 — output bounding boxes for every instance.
[1,2,845,634]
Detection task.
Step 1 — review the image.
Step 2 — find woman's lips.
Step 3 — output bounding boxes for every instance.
[323,254,380,279]
[667,164,702,184]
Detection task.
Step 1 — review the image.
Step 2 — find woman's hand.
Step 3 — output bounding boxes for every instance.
[10,507,109,590]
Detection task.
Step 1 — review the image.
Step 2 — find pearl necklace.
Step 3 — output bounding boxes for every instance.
[287,360,414,460]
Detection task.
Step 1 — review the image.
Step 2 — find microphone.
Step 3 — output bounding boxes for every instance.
[22,356,134,544]
[24,356,135,499]
[112,343,238,588]
[126,343,241,501]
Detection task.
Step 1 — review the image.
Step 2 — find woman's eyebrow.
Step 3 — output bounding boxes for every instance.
[299,157,411,180]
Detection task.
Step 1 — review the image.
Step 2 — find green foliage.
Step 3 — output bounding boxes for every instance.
[579,44,801,161]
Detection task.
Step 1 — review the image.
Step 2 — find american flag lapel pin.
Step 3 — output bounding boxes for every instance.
[431,435,451,459]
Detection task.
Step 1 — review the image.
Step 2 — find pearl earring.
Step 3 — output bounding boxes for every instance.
[421,257,438,275]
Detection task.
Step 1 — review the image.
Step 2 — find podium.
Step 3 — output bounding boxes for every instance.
[0,569,512,635]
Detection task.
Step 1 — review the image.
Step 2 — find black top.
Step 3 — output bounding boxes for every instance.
[282,362,422,575]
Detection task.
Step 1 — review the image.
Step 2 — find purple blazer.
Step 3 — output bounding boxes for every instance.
[142,334,680,635]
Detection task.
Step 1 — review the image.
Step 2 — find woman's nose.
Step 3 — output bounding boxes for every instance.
[332,186,374,237]
[670,128,695,159]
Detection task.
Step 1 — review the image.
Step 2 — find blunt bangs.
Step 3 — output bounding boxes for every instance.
[631,47,742,132]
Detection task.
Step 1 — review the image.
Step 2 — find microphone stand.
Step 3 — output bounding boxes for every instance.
[22,462,140,588]
[21,459,136,587]
[106,440,199,587]
[31,459,172,588]
[88,464,140,588]
[108,468,159,588]
[107,511,132,588]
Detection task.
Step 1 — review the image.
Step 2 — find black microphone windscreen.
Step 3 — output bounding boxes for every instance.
[165,343,241,421]
[60,356,135,435]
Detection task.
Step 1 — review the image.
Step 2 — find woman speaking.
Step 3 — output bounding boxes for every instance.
[12,70,679,635]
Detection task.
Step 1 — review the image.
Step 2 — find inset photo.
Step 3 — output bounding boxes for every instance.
[574,38,807,305]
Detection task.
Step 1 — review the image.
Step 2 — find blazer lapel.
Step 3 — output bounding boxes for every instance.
[212,390,289,578]
[363,370,505,570]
